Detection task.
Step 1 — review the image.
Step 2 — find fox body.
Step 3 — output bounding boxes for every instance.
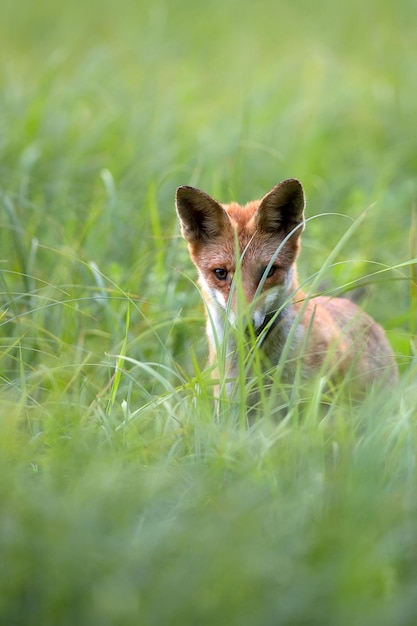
[176,179,398,397]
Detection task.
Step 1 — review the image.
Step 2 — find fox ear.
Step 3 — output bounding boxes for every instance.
[176,186,229,243]
[256,178,305,236]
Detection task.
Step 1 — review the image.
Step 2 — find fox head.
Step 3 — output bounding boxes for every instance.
[176,178,305,331]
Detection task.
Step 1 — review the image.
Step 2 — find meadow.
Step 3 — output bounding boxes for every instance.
[1,0,417,623]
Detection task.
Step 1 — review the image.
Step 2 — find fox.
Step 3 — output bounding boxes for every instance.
[175,178,398,404]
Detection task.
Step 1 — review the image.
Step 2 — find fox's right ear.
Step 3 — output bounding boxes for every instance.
[175,186,229,243]
[256,178,305,236]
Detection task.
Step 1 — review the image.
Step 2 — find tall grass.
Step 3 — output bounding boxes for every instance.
[1,0,417,623]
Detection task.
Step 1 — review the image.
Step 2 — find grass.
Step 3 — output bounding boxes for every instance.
[1,0,417,623]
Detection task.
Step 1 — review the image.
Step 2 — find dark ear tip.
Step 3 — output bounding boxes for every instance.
[175,185,203,202]
[176,185,191,197]
[277,179,305,206]
[280,178,304,191]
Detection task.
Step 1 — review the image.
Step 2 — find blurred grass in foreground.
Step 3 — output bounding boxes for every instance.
[1,0,417,623]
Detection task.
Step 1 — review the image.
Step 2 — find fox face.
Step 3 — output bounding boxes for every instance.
[176,179,305,331]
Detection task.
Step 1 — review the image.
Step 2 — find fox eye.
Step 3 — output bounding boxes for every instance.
[263,265,277,279]
[213,268,228,281]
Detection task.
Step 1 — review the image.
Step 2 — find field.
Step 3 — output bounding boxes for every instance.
[1,0,417,623]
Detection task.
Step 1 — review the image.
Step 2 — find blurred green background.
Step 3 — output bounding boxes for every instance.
[0,0,416,624]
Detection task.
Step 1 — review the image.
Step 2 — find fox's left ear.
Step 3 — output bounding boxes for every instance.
[175,185,229,243]
[256,178,305,236]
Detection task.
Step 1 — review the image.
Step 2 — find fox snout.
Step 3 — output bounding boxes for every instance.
[207,275,283,332]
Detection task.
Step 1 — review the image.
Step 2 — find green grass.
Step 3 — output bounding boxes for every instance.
[1,0,417,623]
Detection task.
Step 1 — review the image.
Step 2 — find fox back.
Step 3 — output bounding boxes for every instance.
[176,178,398,397]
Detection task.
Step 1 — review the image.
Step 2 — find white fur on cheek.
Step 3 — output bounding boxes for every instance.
[206,303,225,345]
[251,286,282,329]
[214,289,227,309]
[264,287,282,312]
[227,309,237,327]
[252,309,266,330]
[199,274,226,309]
[284,267,294,290]
[198,273,228,346]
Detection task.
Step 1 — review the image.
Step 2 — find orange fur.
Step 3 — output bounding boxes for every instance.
[176,179,398,399]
